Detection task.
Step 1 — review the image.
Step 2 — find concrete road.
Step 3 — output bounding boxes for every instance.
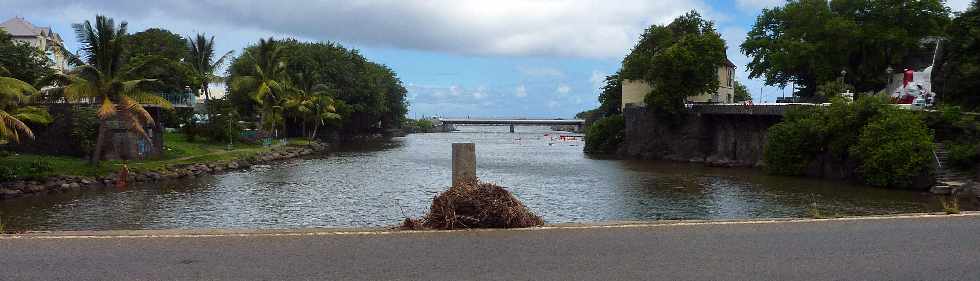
[1,214,979,280]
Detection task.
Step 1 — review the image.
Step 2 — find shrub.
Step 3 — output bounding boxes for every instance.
[850,109,935,188]
[946,142,980,169]
[69,107,100,155]
[764,113,826,175]
[584,115,625,155]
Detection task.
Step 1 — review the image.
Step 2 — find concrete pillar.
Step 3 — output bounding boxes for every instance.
[509,124,515,133]
[452,143,476,186]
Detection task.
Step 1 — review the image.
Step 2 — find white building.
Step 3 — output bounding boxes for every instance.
[621,58,737,110]
[0,17,70,71]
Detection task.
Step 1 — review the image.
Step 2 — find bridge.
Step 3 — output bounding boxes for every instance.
[435,118,586,133]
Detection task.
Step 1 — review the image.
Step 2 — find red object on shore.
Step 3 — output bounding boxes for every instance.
[115,164,129,191]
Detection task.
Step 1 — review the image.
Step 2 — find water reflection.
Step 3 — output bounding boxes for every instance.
[0,126,964,231]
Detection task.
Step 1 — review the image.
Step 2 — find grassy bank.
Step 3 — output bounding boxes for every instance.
[0,132,312,180]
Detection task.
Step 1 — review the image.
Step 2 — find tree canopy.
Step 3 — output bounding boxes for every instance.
[939,0,980,109]
[741,0,950,98]
[228,39,407,135]
[125,28,194,93]
[0,30,53,85]
[621,11,727,119]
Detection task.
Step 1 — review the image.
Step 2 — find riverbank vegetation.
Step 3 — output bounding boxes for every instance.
[741,0,950,99]
[621,11,726,121]
[0,132,309,181]
[0,13,408,183]
[584,12,725,154]
[765,96,935,188]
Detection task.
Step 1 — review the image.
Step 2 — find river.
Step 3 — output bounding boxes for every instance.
[0,126,961,231]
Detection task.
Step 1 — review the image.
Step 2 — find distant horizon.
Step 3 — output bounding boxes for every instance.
[2,0,972,119]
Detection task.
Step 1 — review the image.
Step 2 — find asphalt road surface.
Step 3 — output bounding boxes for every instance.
[1,214,979,280]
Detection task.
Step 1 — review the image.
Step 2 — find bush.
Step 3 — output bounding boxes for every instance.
[69,107,100,155]
[850,109,935,188]
[947,142,980,169]
[764,112,826,175]
[584,115,625,155]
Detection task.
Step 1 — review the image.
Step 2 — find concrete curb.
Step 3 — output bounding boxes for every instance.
[3,212,978,240]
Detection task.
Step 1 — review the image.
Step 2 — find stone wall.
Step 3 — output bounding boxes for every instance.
[621,106,782,167]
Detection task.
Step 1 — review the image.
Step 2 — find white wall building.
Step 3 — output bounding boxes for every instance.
[622,58,737,110]
[0,17,70,71]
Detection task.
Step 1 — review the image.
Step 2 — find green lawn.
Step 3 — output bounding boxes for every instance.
[0,132,311,180]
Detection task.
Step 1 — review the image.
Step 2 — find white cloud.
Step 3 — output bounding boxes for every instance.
[449,85,462,96]
[947,0,973,11]
[2,0,708,59]
[589,70,607,91]
[472,86,487,99]
[517,66,564,77]
[556,84,571,95]
[515,84,528,98]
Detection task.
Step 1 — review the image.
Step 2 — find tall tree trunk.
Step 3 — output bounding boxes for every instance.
[90,121,108,165]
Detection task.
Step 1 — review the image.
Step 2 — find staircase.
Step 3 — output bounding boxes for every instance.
[931,143,971,194]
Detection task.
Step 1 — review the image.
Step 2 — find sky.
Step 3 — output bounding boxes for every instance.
[1,0,973,119]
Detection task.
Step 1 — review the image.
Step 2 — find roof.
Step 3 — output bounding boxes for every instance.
[723,58,736,68]
[0,17,62,42]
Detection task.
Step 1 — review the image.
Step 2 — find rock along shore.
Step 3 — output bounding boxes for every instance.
[0,142,330,201]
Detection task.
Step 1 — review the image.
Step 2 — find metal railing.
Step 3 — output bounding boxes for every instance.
[26,92,196,108]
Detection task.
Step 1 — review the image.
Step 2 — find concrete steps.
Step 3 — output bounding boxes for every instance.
[931,143,975,195]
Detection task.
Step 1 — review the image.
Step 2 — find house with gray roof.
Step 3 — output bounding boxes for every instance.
[0,17,70,71]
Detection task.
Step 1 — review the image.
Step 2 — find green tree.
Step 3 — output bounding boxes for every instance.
[228,39,407,137]
[187,33,234,115]
[741,0,949,97]
[39,15,172,164]
[229,38,288,136]
[0,30,53,85]
[597,72,623,117]
[733,80,752,102]
[126,28,194,93]
[622,11,727,120]
[940,0,980,109]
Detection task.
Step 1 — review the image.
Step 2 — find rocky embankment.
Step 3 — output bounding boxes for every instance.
[0,142,329,200]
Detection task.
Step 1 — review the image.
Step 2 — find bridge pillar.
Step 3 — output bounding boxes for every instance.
[509,124,515,133]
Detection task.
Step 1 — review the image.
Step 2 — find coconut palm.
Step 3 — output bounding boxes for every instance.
[229,38,288,137]
[0,66,45,143]
[187,33,233,115]
[285,83,341,140]
[40,15,172,164]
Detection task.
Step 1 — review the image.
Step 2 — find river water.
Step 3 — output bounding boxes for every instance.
[0,126,960,231]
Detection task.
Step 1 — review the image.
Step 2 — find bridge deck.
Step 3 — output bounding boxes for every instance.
[437,119,585,125]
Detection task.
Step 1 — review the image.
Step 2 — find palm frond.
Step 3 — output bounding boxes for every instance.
[96,97,116,119]
[126,91,173,110]
[0,110,33,142]
[120,95,155,125]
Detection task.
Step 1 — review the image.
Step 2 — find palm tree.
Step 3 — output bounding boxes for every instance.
[0,66,44,143]
[229,38,288,138]
[187,33,233,115]
[40,15,172,164]
[284,83,341,140]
